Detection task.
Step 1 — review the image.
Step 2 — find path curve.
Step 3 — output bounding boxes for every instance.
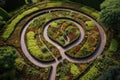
[20,7,106,80]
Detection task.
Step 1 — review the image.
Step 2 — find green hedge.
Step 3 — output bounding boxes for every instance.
[2,7,39,40]
[109,39,118,52]
[85,21,95,30]
[79,65,99,80]
[15,58,25,71]
[27,31,41,58]
[27,31,53,61]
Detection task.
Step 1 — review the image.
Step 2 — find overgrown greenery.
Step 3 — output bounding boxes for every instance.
[70,64,80,77]
[96,66,120,80]
[99,0,120,29]
[79,65,99,80]
[85,21,95,30]
[27,31,41,58]
[0,46,17,80]
[109,39,118,52]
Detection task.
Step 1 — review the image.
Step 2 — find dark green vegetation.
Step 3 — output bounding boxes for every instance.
[0,46,17,80]
[96,66,120,80]
[71,0,104,10]
[0,0,120,80]
[99,0,120,29]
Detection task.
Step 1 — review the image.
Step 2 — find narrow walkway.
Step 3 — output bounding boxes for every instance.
[20,7,106,80]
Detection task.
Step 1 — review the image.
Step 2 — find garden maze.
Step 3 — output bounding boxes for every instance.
[1,2,106,80]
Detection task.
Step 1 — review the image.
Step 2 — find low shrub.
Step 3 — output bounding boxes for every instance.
[85,21,95,30]
[79,65,99,80]
[80,6,92,14]
[27,31,41,58]
[109,39,118,52]
[70,64,80,77]
[15,58,25,71]
[91,12,99,18]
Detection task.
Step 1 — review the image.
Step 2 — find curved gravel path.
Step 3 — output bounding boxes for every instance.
[21,7,106,80]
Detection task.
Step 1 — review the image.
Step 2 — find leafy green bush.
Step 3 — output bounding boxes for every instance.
[79,65,99,80]
[25,66,40,75]
[80,6,92,14]
[99,0,120,29]
[91,12,99,18]
[100,0,120,9]
[0,46,17,80]
[15,58,25,71]
[27,31,52,61]
[70,64,80,77]
[109,39,118,52]
[85,21,95,30]
[27,31,41,58]
[0,46,17,73]
[2,7,39,39]
[96,66,120,80]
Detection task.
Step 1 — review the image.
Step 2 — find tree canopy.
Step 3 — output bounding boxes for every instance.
[99,0,120,29]
[0,46,17,73]
[96,66,120,80]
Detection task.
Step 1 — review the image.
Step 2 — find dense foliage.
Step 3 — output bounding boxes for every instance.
[0,47,17,73]
[0,46,17,80]
[96,66,120,80]
[99,0,120,29]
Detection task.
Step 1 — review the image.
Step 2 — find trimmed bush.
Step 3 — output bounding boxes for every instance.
[79,65,99,80]
[26,31,53,61]
[27,31,41,58]
[85,21,95,30]
[0,46,17,73]
[80,6,92,14]
[70,64,80,77]
[109,39,118,52]
[91,12,99,18]
[15,58,25,71]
